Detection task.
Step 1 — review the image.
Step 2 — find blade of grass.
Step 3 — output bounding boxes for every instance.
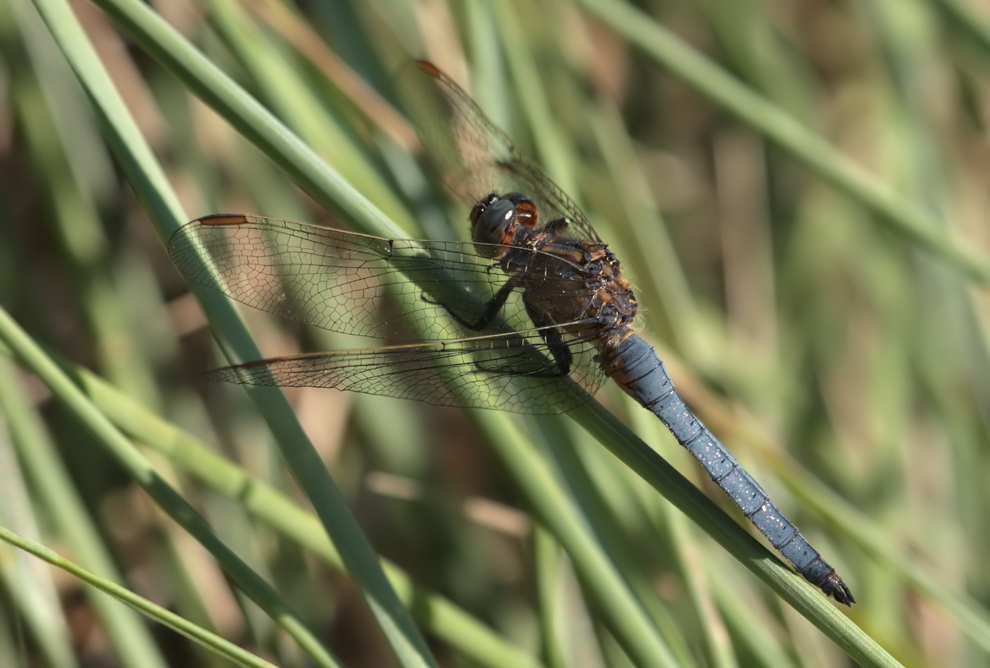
[570,401,900,667]
[931,0,990,54]
[714,580,798,668]
[533,526,570,668]
[245,0,420,153]
[54,334,675,666]
[27,0,436,664]
[205,0,416,233]
[493,1,578,196]
[0,355,168,668]
[90,0,405,240]
[0,525,279,668]
[468,411,683,668]
[62,358,543,668]
[71,1,683,665]
[669,340,990,657]
[586,102,706,360]
[0,305,341,667]
[834,2,990,657]
[780,452,990,656]
[0,418,75,668]
[74,0,898,663]
[576,0,990,285]
[624,406,738,668]
[534,418,697,666]
[7,0,160,404]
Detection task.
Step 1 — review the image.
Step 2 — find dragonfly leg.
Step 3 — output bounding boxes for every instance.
[541,217,569,236]
[527,304,573,375]
[472,305,572,378]
[421,278,519,331]
[471,331,571,378]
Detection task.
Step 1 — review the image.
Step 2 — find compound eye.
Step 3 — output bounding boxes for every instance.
[504,193,538,229]
[471,196,515,248]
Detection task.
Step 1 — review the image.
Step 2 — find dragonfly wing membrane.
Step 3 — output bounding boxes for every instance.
[405,62,601,243]
[208,330,606,414]
[169,214,547,340]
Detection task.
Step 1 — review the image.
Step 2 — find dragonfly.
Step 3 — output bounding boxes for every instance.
[169,61,854,606]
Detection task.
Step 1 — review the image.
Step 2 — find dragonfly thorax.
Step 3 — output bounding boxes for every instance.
[470,192,539,256]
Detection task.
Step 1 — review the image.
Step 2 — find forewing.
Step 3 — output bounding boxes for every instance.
[169,213,547,340]
[405,61,601,243]
[205,329,607,414]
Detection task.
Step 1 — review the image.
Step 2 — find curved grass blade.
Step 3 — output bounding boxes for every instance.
[577,0,990,285]
[24,0,431,664]
[0,526,279,668]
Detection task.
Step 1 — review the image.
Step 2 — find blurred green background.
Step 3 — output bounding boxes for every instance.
[2,0,990,666]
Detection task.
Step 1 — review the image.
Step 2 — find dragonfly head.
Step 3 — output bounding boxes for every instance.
[470,192,538,258]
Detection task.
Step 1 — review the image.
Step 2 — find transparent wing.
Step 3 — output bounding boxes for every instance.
[205,329,606,414]
[405,61,601,243]
[168,213,594,342]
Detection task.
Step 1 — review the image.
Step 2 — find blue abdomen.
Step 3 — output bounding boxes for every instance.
[602,334,853,603]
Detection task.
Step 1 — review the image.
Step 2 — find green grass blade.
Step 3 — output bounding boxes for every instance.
[0,355,168,668]
[571,400,901,668]
[67,1,685,665]
[0,412,76,668]
[90,0,402,240]
[26,0,437,663]
[65,0,894,662]
[65,359,544,668]
[577,0,990,285]
[0,525,279,668]
[469,411,683,668]
[0,305,341,666]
